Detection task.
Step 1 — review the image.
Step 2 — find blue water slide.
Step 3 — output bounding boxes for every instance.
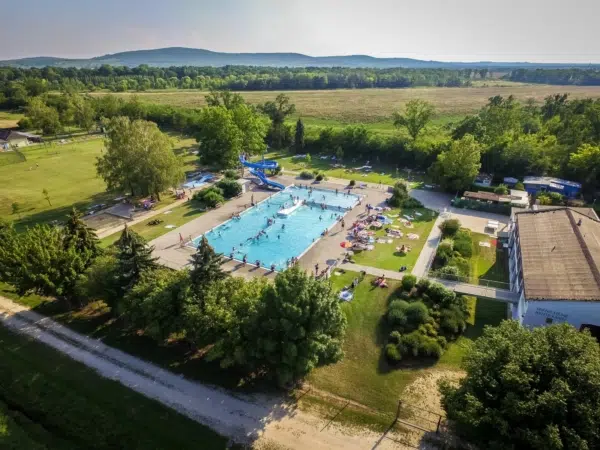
[240,155,284,190]
[249,168,286,190]
[239,154,279,171]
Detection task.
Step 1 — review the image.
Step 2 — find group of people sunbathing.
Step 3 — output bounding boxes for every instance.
[373,276,388,288]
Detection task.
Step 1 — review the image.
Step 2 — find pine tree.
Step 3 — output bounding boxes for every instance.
[64,207,100,267]
[294,118,305,153]
[115,225,158,293]
[189,236,226,305]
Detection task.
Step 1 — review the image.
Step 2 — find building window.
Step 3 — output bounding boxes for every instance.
[545,317,553,324]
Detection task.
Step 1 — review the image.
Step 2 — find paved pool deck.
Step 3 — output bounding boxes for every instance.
[150,174,390,278]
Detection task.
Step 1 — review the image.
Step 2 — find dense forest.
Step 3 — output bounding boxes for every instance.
[506,68,600,85]
[0,65,480,97]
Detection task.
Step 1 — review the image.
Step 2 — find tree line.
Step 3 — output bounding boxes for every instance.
[506,68,600,85]
[0,65,479,103]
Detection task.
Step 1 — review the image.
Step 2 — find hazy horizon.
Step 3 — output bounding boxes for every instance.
[2,0,599,63]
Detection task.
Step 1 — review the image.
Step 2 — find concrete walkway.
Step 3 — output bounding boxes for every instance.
[428,277,518,303]
[411,215,444,278]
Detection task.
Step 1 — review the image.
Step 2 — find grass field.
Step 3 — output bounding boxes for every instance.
[0,111,23,128]
[94,84,600,124]
[469,232,510,285]
[351,208,437,271]
[100,200,205,247]
[308,269,507,413]
[0,134,199,229]
[0,323,229,449]
[260,150,427,187]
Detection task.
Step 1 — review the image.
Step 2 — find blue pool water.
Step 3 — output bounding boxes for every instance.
[191,185,360,270]
[183,174,213,189]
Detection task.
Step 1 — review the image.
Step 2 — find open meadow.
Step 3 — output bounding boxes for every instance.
[94,84,600,128]
[0,134,198,229]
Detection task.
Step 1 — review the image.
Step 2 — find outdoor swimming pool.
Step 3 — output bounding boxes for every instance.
[191,185,360,270]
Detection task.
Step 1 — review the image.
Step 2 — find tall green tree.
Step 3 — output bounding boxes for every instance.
[97,116,184,197]
[69,93,96,132]
[7,225,85,300]
[189,236,226,305]
[259,94,296,148]
[441,321,600,450]
[431,134,481,192]
[392,99,435,141]
[569,143,600,192]
[115,226,158,293]
[0,219,17,281]
[294,118,305,153]
[26,97,61,135]
[64,207,100,267]
[205,90,245,109]
[121,268,189,341]
[218,267,346,386]
[231,104,269,156]
[196,106,244,169]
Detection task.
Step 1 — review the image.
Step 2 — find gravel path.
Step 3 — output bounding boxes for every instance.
[0,296,417,449]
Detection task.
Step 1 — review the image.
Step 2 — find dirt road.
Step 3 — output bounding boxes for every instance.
[0,296,422,449]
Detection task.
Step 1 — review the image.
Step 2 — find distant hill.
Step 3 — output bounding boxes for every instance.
[1,47,599,69]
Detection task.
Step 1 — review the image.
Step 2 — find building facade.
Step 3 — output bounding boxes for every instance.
[508,207,600,333]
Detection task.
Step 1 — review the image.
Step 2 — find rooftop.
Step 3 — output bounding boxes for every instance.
[464,191,510,203]
[515,208,600,301]
[523,176,581,189]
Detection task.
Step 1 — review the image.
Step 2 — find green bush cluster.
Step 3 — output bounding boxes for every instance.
[433,227,473,277]
[223,169,239,180]
[193,186,225,208]
[215,178,242,198]
[387,181,424,208]
[384,278,469,363]
[299,170,315,180]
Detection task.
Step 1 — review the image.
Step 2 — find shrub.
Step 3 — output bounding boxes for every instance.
[494,184,509,195]
[349,179,356,187]
[453,234,473,258]
[405,301,430,325]
[448,256,470,276]
[440,219,461,237]
[389,330,402,344]
[271,166,282,175]
[416,277,431,294]
[388,182,409,207]
[401,274,417,292]
[435,241,454,265]
[223,169,239,180]
[425,282,457,308]
[315,172,325,182]
[440,305,468,336]
[216,179,242,199]
[549,192,564,205]
[436,265,462,279]
[402,197,424,209]
[537,193,552,205]
[385,343,402,362]
[514,181,525,190]
[194,187,225,208]
[299,170,314,180]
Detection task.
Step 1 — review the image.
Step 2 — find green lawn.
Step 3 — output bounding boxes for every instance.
[0,134,198,229]
[469,232,509,285]
[351,208,437,271]
[259,150,426,187]
[0,324,229,449]
[308,269,507,414]
[100,200,205,248]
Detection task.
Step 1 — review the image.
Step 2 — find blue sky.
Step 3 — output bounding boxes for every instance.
[2,0,599,62]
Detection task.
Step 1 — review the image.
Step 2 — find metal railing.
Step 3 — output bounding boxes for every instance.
[427,270,512,291]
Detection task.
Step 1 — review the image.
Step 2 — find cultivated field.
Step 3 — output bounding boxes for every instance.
[0,111,23,128]
[95,84,600,124]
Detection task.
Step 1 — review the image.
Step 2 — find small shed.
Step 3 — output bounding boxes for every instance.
[237,178,251,194]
